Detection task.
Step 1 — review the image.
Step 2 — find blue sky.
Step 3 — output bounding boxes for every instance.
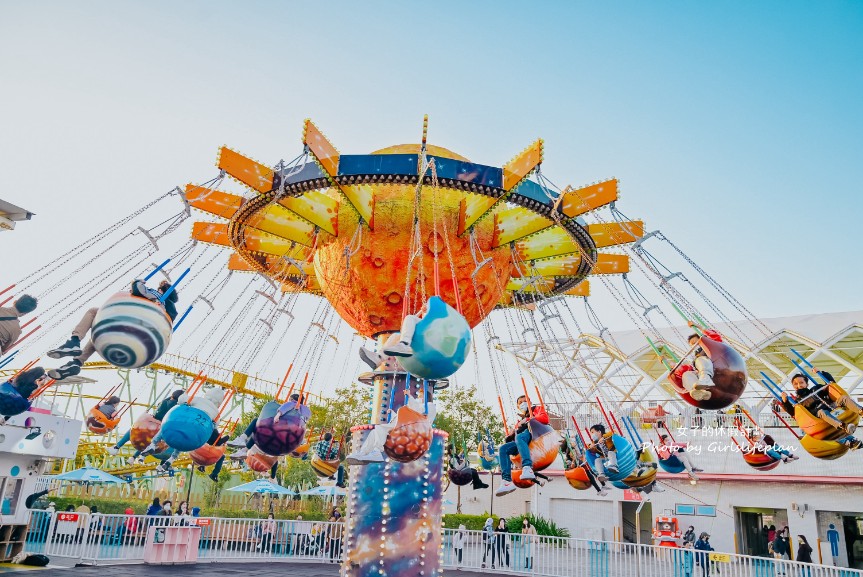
[1,1,861,322]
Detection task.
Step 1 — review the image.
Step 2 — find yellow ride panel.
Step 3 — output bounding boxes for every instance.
[192,221,231,246]
[339,184,376,228]
[502,139,543,191]
[240,227,298,256]
[245,204,317,246]
[457,193,500,236]
[565,281,590,297]
[280,189,339,236]
[227,252,255,271]
[592,253,629,275]
[586,220,644,248]
[559,179,618,218]
[303,119,340,177]
[527,254,584,277]
[217,146,275,193]
[186,184,243,219]
[492,206,553,247]
[515,227,580,261]
[504,277,556,293]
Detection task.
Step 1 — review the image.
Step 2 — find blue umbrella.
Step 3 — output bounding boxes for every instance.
[226,479,297,495]
[300,485,347,497]
[53,467,127,484]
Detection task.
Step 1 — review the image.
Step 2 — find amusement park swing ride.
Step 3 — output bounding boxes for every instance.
[2,116,861,574]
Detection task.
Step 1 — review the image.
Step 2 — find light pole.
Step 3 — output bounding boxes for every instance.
[185,465,194,506]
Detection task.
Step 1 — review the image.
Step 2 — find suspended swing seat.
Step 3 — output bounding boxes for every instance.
[92,292,173,369]
[447,465,474,487]
[478,441,498,470]
[741,449,781,471]
[656,443,688,474]
[793,384,860,441]
[190,443,225,467]
[384,404,432,463]
[398,296,472,381]
[291,438,311,459]
[668,336,747,411]
[254,401,307,456]
[564,465,592,491]
[619,451,658,489]
[160,404,215,452]
[0,382,31,418]
[86,407,122,434]
[800,434,849,461]
[586,434,638,483]
[509,419,562,472]
[245,445,278,473]
[130,413,167,452]
[310,454,341,478]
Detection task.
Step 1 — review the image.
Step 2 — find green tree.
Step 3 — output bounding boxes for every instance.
[435,384,505,452]
[307,385,372,440]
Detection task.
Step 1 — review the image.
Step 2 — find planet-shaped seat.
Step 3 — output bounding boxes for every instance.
[741,449,781,471]
[668,336,747,411]
[793,383,860,441]
[509,419,562,472]
[399,297,471,380]
[564,466,592,490]
[657,454,687,474]
[86,407,122,434]
[384,405,433,462]
[245,445,278,473]
[447,466,474,487]
[0,382,30,418]
[586,434,637,482]
[310,454,341,478]
[800,434,849,461]
[253,401,307,456]
[189,443,225,467]
[130,413,167,452]
[160,404,214,452]
[92,292,173,369]
[478,441,498,470]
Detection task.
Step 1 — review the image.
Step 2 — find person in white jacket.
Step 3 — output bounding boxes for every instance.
[453,524,467,566]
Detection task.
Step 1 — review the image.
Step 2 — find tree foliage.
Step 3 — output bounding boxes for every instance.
[434,384,505,451]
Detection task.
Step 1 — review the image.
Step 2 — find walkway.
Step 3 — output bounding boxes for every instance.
[0,563,496,576]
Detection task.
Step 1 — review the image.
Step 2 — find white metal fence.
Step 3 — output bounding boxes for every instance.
[24,511,863,576]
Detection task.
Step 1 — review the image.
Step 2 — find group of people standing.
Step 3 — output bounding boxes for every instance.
[452,517,537,570]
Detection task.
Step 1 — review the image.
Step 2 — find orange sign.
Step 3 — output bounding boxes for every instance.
[196,519,211,526]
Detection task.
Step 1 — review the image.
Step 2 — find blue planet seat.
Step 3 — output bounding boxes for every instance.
[399,296,471,380]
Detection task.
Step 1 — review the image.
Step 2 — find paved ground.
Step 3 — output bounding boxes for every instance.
[0,563,495,576]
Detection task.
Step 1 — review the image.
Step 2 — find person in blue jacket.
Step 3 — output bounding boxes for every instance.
[694,532,714,576]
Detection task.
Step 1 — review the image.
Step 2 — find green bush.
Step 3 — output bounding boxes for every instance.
[506,513,570,538]
[442,514,497,530]
[45,497,334,520]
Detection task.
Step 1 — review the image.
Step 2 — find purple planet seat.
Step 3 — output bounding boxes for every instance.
[253,413,306,456]
[447,467,473,486]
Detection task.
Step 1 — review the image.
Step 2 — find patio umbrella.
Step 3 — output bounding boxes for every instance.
[300,485,347,497]
[53,467,127,484]
[227,479,297,495]
[50,466,127,505]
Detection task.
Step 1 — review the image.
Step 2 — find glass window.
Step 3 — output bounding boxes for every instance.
[1,479,22,516]
[696,505,716,517]
[676,504,696,515]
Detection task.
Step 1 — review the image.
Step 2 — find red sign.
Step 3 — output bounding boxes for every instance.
[623,489,642,502]
[196,519,211,526]
[57,513,79,522]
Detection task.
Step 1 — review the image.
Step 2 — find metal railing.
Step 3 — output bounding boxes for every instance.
[24,511,862,576]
